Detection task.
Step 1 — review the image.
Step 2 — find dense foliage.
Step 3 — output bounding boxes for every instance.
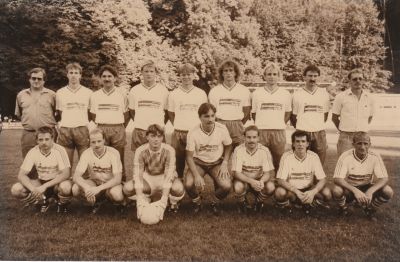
[0,0,391,94]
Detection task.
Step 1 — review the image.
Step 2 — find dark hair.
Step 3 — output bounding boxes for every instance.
[353,131,370,143]
[146,124,164,136]
[218,60,241,83]
[291,130,311,150]
[198,103,216,117]
[99,65,118,77]
[244,125,259,136]
[303,64,320,76]
[28,67,46,81]
[36,126,54,139]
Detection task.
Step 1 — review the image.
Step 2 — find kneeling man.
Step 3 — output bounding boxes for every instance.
[185,103,233,215]
[275,130,331,213]
[11,126,72,213]
[332,131,393,217]
[72,128,124,213]
[123,124,185,222]
[232,125,275,213]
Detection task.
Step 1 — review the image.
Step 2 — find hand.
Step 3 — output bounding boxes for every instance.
[136,195,148,219]
[85,187,100,205]
[302,190,317,204]
[194,174,205,192]
[153,200,167,220]
[217,162,230,180]
[250,180,264,192]
[353,189,369,206]
[364,190,374,206]
[295,190,306,203]
[31,186,46,202]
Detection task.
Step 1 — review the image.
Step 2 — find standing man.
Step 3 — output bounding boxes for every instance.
[332,132,393,218]
[291,65,330,164]
[56,63,92,166]
[184,103,233,215]
[128,60,169,154]
[252,62,292,169]
[275,130,331,213]
[11,126,72,213]
[232,125,275,213]
[15,67,57,159]
[332,69,375,156]
[208,59,251,148]
[168,63,208,178]
[72,128,124,213]
[89,65,129,179]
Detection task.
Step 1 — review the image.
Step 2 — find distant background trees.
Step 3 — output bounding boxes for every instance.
[0,0,398,116]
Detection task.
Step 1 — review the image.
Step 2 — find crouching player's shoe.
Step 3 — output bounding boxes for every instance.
[168,203,179,213]
[254,201,264,213]
[210,202,222,216]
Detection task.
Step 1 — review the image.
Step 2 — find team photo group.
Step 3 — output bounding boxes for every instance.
[10,59,394,225]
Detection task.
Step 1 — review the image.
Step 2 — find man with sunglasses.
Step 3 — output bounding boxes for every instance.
[332,69,376,156]
[15,68,58,165]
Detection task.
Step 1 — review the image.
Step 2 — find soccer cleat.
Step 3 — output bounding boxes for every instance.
[303,205,312,215]
[210,202,221,216]
[56,204,69,213]
[193,202,202,214]
[168,203,179,213]
[40,201,50,213]
[338,205,353,216]
[364,207,377,221]
[237,202,249,214]
[254,202,264,213]
[91,203,102,214]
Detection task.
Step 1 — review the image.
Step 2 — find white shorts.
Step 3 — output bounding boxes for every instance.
[143,172,177,195]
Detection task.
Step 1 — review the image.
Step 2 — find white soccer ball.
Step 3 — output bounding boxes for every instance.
[140,202,161,225]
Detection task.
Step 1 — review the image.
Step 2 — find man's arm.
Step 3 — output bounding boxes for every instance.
[302,178,326,204]
[17,168,39,193]
[332,113,340,130]
[186,150,205,190]
[95,172,122,192]
[365,177,389,199]
[260,170,275,183]
[73,170,91,192]
[334,178,369,205]
[242,106,251,124]
[167,111,175,125]
[277,178,303,197]
[284,112,291,125]
[40,168,70,190]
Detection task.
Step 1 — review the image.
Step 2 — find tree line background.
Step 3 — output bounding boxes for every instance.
[0,0,398,117]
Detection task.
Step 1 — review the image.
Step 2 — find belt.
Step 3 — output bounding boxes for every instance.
[97,123,124,127]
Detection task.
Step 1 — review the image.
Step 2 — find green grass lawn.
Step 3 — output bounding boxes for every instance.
[0,130,399,261]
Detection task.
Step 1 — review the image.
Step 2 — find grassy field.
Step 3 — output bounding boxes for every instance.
[0,129,399,261]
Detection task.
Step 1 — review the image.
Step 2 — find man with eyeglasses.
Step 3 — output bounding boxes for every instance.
[251,62,292,170]
[332,69,375,156]
[15,68,58,164]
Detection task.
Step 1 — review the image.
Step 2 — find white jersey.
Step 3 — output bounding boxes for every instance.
[333,149,388,187]
[56,85,92,128]
[75,146,122,184]
[252,87,292,129]
[90,87,128,124]
[186,122,232,163]
[331,90,375,132]
[128,83,169,130]
[20,144,70,181]
[168,86,208,131]
[232,143,274,179]
[208,83,251,120]
[292,87,330,132]
[277,150,326,190]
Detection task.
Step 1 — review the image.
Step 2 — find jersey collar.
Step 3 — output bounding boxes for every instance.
[200,123,215,136]
[142,82,157,91]
[353,149,368,163]
[179,85,195,93]
[302,86,318,95]
[102,87,116,96]
[94,147,107,159]
[294,150,307,162]
[222,82,237,91]
[264,86,279,94]
[67,85,82,93]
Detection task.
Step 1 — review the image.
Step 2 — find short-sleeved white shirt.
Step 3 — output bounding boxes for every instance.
[292,87,330,132]
[56,85,93,128]
[128,83,169,130]
[20,144,70,181]
[186,122,232,163]
[232,143,274,179]
[333,149,388,187]
[90,88,128,124]
[208,83,251,120]
[252,87,292,129]
[277,150,326,189]
[168,86,208,131]
[75,146,122,184]
[332,90,375,132]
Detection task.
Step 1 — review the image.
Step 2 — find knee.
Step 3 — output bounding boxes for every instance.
[264,181,276,195]
[123,180,135,197]
[381,185,394,200]
[58,180,72,196]
[184,173,195,191]
[274,187,287,201]
[11,182,28,198]
[233,180,245,195]
[109,185,124,202]
[218,180,232,193]
[71,183,81,197]
[170,179,185,197]
[331,184,344,199]
[321,186,332,201]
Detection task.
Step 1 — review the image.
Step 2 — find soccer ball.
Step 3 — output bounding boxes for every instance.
[140,202,161,225]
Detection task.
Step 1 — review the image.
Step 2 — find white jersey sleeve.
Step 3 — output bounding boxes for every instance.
[373,152,388,179]
[75,149,90,174]
[276,152,290,180]
[20,149,36,172]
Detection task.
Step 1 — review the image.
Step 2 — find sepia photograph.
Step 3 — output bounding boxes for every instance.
[0,0,399,261]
